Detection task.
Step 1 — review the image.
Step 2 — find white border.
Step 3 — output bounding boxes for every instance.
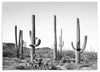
[0,0,99,72]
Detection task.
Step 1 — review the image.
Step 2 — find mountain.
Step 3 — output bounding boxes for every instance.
[3,42,30,57]
[3,42,53,58]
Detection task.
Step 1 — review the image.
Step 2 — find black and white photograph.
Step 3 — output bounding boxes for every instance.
[2,2,97,70]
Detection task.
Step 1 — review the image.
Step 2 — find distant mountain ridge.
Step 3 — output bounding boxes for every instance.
[3,42,53,57]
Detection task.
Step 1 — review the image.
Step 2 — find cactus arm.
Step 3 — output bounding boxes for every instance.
[81,36,87,52]
[35,39,41,46]
[59,33,64,47]
[29,31,38,40]
[29,45,34,48]
[59,36,61,45]
[59,36,62,47]
[59,44,61,47]
[59,41,64,47]
[29,30,31,38]
[62,41,64,46]
[30,38,41,47]
[35,37,38,39]
[59,36,61,47]
[71,42,76,50]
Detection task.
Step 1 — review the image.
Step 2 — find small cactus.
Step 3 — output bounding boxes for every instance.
[59,29,64,59]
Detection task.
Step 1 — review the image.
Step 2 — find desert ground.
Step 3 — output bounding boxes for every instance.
[3,43,97,70]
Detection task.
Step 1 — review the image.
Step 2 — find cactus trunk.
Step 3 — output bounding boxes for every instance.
[15,26,17,49]
[76,18,80,51]
[54,15,57,60]
[17,30,21,58]
[15,25,18,57]
[76,18,81,64]
[76,51,80,64]
[30,15,35,62]
[60,29,62,55]
[21,30,24,59]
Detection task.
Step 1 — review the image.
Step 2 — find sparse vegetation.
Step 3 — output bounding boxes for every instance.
[3,43,97,70]
[3,15,97,70]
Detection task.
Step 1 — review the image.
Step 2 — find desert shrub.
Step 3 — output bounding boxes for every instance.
[62,50,75,58]
[3,57,13,61]
[3,61,12,66]
[14,58,26,63]
[15,65,26,70]
[49,65,58,70]
[24,56,60,70]
[3,51,16,57]
[59,56,75,66]
[81,52,97,63]
[79,62,90,68]
[79,61,97,70]
[59,57,67,66]
[46,54,53,58]
[64,63,78,70]
[25,56,48,70]
[35,51,53,59]
[91,62,97,70]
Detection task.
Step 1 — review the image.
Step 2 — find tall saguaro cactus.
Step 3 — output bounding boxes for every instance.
[20,30,24,59]
[17,30,21,58]
[29,15,41,62]
[59,29,64,58]
[15,25,18,57]
[54,15,57,60]
[71,18,87,64]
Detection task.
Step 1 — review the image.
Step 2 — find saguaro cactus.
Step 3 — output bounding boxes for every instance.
[15,26,17,49]
[71,18,87,64]
[20,30,24,59]
[59,29,64,58]
[54,15,57,60]
[15,25,24,58]
[17,30,21,58]
[29,15,41,62]
[15,25,18,57]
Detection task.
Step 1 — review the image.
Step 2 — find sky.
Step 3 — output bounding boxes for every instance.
[2,2,97,52]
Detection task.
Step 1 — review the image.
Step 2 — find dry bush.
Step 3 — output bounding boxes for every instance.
[15,65,26,70]
[64,63,78,70]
